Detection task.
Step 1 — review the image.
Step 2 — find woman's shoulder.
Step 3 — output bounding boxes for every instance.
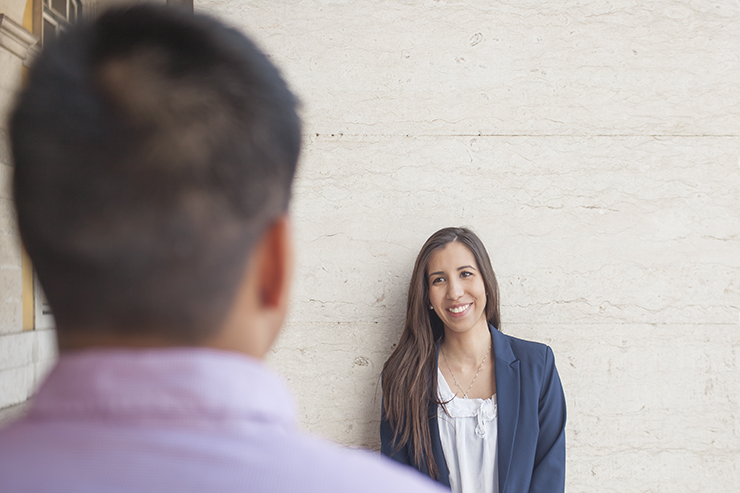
[499,331,549,352]
[491,327,557,370]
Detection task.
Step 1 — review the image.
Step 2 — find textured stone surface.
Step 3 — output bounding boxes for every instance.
[271,321,398,448]
[0,0,736,490]
[288,135,740,327]
[0,365,33,408]
[0,400,28,427]
[0,50,21,132]
[0,8,23,338]
[0,130,9,171]
[518,321,740,491]
[199,1,740,491]
[0,330,56,409]
[0,1,54,413]
[0,329,57,408]
[200,0,740,138]
[0,0,26,22]
[0,179,21,335]
[0,329,34,371]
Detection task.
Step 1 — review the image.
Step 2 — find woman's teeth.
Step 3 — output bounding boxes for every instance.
[448,304,470,314]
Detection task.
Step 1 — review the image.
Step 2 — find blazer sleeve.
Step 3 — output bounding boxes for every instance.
[529,346,567,493]
[380,402,412,466]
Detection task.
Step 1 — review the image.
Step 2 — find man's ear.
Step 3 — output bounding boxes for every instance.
[206,215,292,359]
[254,215,292,310]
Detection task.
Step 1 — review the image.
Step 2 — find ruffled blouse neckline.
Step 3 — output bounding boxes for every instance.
[437,367,497,437]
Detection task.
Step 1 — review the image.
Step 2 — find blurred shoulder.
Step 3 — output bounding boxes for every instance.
[287,433,448,492]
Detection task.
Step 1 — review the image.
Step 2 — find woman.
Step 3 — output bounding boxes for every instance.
[381,227,566,493]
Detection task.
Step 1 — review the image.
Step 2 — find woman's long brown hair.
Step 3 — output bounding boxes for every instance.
[381,227,501,478]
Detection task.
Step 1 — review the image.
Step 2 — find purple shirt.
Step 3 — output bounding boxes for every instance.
[0,348,444,493]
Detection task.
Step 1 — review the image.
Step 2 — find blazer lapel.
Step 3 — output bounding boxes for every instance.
[431,342,451,486]
[491,325,520,493]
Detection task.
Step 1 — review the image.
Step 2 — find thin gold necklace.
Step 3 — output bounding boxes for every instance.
[441,342,492,399]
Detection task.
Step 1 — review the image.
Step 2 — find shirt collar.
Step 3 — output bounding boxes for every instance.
[29,347,296,428]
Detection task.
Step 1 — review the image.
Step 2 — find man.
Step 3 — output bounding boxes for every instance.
[0,6,444,492]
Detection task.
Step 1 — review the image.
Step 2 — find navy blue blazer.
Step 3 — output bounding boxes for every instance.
[381,325,566,493]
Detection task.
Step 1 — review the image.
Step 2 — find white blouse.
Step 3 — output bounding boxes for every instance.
[437,368,499,493]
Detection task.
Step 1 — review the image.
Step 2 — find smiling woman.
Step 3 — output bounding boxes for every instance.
[380,227,567,493]
[427,243,489,342]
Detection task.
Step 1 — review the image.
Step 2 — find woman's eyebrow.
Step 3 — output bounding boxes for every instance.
[428,265,476,278]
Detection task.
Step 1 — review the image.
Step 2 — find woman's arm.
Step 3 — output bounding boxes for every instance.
[380,405,412,465]
[529,346,567,493]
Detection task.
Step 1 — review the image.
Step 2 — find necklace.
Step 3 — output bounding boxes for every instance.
[441,342,492,399]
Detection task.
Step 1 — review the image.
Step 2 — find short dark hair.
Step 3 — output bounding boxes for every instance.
[10,5,301,341]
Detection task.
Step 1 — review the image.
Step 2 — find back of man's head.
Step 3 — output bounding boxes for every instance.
[11,5,301,344]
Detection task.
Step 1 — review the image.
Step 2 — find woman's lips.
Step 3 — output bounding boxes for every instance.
[446,303,471,317]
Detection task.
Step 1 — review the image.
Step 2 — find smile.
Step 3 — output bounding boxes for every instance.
[447,303,471,314]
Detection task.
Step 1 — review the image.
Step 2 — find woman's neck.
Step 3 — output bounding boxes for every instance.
[440,319,491,365]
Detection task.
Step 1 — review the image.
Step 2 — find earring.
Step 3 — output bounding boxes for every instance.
[429,305,434,310]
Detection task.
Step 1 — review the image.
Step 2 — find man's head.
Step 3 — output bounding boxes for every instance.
[11,5,301,352]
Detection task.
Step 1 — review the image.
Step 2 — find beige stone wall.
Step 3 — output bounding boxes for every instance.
[0,0,24,21]
[0,0,737,490]
[197,1,740,491]
[0,0,57,412]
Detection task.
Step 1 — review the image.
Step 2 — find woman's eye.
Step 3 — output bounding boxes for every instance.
[461,271,472,278]
[432,277,445,284]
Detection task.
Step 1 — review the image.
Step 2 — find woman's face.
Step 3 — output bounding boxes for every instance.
[427,241,488,336]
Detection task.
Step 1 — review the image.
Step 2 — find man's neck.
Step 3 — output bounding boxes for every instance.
[57,331,197,352]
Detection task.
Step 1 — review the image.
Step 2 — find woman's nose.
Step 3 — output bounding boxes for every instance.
[446,280,463,299]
